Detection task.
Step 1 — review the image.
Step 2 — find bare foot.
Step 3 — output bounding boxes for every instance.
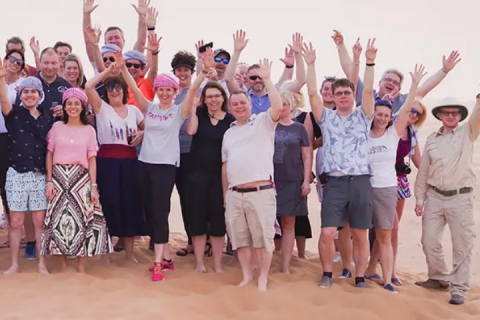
[195,264,207,273]
[125,256,138,264]
[3,264,19,275]
[281,269,291,275]
[214,264,223,273]
[38,265,50,275]
[237,278,253,287]
[101,254,110,265]
[257,276,268,292]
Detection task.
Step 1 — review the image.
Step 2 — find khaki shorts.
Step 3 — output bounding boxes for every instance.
[225,188,276,252]
[372,186,398,229]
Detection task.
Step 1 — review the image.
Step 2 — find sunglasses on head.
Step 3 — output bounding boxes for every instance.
[214,56,230,64]
[106,84,123,92]
[8,56,24,66]
[375,99,393,108]
[249,75,262,81]
[103,56,115,63]
[410,107,423,118]
[126,62,142,69]
[324,76,336,82]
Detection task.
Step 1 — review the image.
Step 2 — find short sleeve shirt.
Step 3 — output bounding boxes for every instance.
[273,122,310,182]
[367,125,401,187]
[318,107,372,175]
[139,101,184,166]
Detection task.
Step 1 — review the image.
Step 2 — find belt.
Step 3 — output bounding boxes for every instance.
[231,184,274,193]
[431,186,473,197]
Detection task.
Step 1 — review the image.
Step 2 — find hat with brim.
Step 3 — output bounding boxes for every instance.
[432,97,468,122]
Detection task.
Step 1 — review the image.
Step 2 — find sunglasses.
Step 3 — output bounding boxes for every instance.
[8,56,24,66]
[214,56,230,64]
[126,62,142,69]
[324,76,336,81]
[334,90,353,97]
[375,99,393,107]
[410,107,423,118]
[103,57,115,63]
[106,84,123,92]
[249,75,262,81]
[440,110,460,117]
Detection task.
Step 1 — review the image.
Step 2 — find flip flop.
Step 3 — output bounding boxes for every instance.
[365,274,384,285]
[204,242,212,257]
[392,278,403,286]
[176,247,193,257]
[113,245,125,252]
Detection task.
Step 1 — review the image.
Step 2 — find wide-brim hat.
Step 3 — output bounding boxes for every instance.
[431,97,468,122]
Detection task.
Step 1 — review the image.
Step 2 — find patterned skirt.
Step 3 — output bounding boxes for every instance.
[41,165,113,257]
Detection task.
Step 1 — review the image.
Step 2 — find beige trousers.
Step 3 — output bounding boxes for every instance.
[421,188,476,297]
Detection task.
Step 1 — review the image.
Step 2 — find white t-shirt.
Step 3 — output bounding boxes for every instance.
[367,125,401,188]
[95,100,144,146]
[139,101,184,166]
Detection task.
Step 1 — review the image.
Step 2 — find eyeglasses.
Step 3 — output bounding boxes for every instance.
[8,56,24,66]
[382,77,401,87]
[214,56,230,64]
[103,57,115,63]
[126,62,142,69]
[106,84,123,92]
[334,90,353,97]
[440,111,460,117]
[249,75,262,81]
[205,94,222,100]
[410,107,423,118]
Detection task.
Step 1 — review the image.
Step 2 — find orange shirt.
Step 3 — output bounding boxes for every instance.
[127,76,154,107]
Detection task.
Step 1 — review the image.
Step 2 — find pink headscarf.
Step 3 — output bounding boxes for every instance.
[153,73,180,93]
[62,88,88,108]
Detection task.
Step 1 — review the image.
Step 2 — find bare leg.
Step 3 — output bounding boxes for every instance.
[77,256,85,273]
[211,236,224,273]
[366,241,380,275]
[274,238,282,252]
[351,228,369,277]
[3,211,24,274]
[31,210,48,274]
[280,216,295,274]
[338,224,353,270]
[251,245,259,270]
[163,244,172,261]
[236,246,253,286]
[24,211,35,242]
[296,236,306,258]
[376,229,393,286]
[392,199,405,279]
[60,255,67,270]
[154,243,166,265]
[319,227,337,273]
[124,237,137,263]
[192,235,207,273]
[255,247,273,291]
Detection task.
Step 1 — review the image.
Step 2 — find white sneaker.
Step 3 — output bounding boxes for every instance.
[333,252,342,263]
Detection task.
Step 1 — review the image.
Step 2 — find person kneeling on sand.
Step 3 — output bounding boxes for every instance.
[221,58,282,291]
[414,96,480,305]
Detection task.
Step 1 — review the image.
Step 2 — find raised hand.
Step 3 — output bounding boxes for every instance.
[145,6,158,29]
[205,68,218,80]
[289,32,304,54]
[352,38,362,60]
[83,0,98,14]
[202,47,215,70]
[0,59,6,78]
[332,30,344,46]
[442,50,461,73]
[365,38,377,63]
[144,33,162,53]
[132,0,150,17]
[233,30,248,52]
[84,26,100,44]
[257,58,272,80]
[112,51,124,68]
[195,40,206,59]
[410,64,428,84]
[302,42,316,65]
[29,37,40,55]
[279,47,294,67]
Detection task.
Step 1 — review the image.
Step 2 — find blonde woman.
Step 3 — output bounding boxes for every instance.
[63,54,85,89]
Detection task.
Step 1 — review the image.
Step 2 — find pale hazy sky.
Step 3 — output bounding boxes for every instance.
[1,0,478,105]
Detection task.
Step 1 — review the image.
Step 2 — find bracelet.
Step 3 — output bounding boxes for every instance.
[46,182,53,187]
[152,50,160,56]
[91,183,98,187]
[147,27,155,31]
[201,69,208,75]
[366,63,375,67]
[285,65,294,69]
[441,67,448,74]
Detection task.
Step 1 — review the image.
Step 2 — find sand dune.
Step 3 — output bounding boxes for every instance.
[0,113,480,319]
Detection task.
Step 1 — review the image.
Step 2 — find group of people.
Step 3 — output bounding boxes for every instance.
[0,0,477,306]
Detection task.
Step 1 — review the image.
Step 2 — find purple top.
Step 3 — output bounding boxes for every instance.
[396,139,410,177]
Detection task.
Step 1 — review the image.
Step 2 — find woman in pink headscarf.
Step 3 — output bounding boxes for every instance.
[41,88,112,273]
[115,48,216,281]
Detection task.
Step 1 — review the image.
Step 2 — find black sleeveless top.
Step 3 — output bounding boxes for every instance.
[295,111,322,139]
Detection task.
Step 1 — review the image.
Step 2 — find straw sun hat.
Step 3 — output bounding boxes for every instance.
[431,97,469,122]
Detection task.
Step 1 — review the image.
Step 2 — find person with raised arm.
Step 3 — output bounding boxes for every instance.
[42,88,112,272]
[185,71,235,273]
[333,30,461,110]
[305,40,374,289]
[0,62,52,274]
[362,39,426,292]
[414,94,480,305]
[119,47,215,281]
[85,60,147,263]
[221,58,283,291]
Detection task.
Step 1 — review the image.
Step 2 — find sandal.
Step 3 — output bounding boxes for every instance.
[204,242,212,257]
[176,247,193,257]
[113,245,125,252]
[365,274,384,285]
[392,278,402,286]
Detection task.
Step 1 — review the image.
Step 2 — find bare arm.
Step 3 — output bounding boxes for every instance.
[225,30,248,93]
[412,144,421,169]
[82,0,98,63]
[468,98,480,140]
[284,52,306,92]
[304,43,324,122]
[259,59,282,120]
[301,145,312,184]
[122,64,149,113]
[85,64,114,114]
[28,37,41,70]
[350,38,362,91]
[222,162,228,206]
[0,75,13,116]
[185,104,198,136]
[194,40,205,77]
[414,142,432,206]
[84,26,105,73]
[144,32,161,85]
[361,39,377,118]
[46,151,53,182]
[275,47,295,87]
[332,30,354,78]
[417,51,461,98]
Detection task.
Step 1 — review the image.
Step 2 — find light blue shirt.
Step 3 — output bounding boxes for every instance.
[355,78,407,113]
[250,91,271,115]
[318,107,373,175]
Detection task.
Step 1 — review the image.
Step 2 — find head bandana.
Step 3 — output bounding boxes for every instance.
[123,50,147,66]
[62,88,88,108]
[101,44,120,56]
[18,76,45,105]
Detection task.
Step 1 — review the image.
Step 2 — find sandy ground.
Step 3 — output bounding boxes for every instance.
[0,114,479,320]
